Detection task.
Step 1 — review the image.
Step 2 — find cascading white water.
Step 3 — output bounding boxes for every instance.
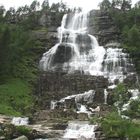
[50,90,95,112]
[103,48,130,83]
[104,89,108,104]
[40,12,134,84]
[63,121,98,140]
[122,89,140,111]
[50,100,57,110]
[11,117,29,126]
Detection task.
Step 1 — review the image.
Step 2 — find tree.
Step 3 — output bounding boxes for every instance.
[135,0,140,9]
[0,26,11,78]
[99,0,111,11]
[127,25,140,47]
[5,7,16,23]
[112,0,123,9]
[50,3,60,12]
[60,0,67,12]
[42,0,50,11]
[30,0,40,12]
[0,5,5,16]
[0,6,5,22]
[121,0,132,11]
[23,5,29,14]
[111,0,131,11]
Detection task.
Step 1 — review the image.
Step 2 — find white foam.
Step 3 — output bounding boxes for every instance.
[63,121,97,139]
[122,89,140,111]
[104,89,108,104]
[11,117,29,126]
[108,85,117,89]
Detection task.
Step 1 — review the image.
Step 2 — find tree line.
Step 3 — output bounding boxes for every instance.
[0,0,76,83]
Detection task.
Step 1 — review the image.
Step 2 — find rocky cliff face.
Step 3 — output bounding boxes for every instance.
[89,10,120,45]
[37,72,108,109]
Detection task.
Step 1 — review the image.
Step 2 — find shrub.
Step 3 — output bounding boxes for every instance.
[101,112,140,139]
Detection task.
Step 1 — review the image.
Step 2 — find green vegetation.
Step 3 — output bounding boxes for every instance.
[101,112,140,139]
[91,82,140,139]
[0,79,33,116]
[0,124,32,139]
[0,24,40,82]
[0,16,40,116]
[112,83,130,109]
[0,0,73,116]
[111,83,140,119]
[90,110,140,139]
[123,98,140,118]
[15,126,31,136]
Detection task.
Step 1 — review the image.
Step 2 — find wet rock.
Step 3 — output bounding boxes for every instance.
[0,115,12,124]
[45,130,64,139]
[95,131,103,139]
[107,91,115,105]
[36,72,109,109]
[52,123,68,130]
[89,10,120,46]
[77,113,88,120]
[124,73,137,87]
[34,110,78,121]
[13,135,28,140]
[52,43,73,64]
[0,136,5,140]
[64,98,77,109]
[76,34,92,53]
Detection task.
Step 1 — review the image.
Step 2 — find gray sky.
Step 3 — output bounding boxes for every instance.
[0,0,139,11]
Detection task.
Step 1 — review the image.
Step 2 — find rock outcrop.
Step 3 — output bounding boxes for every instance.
[36,72,108,109]
[89,10,120,46]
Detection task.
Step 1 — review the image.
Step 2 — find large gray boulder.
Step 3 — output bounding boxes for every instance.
[13,135,28,140]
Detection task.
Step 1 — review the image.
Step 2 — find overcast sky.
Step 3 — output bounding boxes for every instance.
[0,0,139,11]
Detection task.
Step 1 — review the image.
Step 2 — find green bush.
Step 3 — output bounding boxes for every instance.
[101,112,140,139]
[123,98,140,118]
[16,126,31,136]
[113,83,130,108]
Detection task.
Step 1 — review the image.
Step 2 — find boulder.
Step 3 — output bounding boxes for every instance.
[13,135,28,140]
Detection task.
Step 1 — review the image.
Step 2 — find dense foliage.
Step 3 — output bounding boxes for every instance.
[0,0,70,116]
[101,112,140,139]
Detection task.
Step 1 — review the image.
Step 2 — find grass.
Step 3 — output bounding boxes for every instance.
[0,78,33,116]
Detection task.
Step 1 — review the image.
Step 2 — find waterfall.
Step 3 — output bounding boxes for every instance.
[63,121,98,139]
[50,90,95,112]
[104,89,108,104]
[50,100,57,110]
[39,11,137,139]
[11,117,29,126]
[40,12,134,84]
